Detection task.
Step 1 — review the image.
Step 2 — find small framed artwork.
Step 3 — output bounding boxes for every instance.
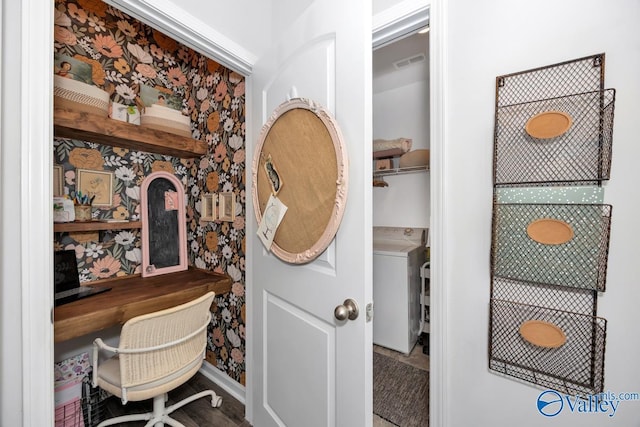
[53,165,63,197]
[76,169,114,206]
[201,193,217,221]
[140,84,183,111]
[218,192,236,222]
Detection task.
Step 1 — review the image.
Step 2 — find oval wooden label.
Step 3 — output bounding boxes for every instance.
[527,218,574,245]
[525,111,572,139]
[519,320,566,348]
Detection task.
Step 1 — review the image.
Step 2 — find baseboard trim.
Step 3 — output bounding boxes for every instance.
[200,362,246,405]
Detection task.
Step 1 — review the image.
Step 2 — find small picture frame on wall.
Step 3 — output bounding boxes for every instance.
[76,169,113,206]
[53,165,64,197]
[201,193,217,221]
[218,192,236,222]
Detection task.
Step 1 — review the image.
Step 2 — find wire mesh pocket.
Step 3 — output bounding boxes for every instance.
[492,277,596,316]
[494,89,615,186]
[496,54,605,108]
[494,53,615,187]
[492,203,612,291]
[489,298,606,396]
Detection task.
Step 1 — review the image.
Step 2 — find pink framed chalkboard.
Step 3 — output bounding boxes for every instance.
[141,171,188,277]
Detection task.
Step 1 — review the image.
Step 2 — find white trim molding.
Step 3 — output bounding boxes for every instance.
[428,0,448,425]
[372,0,430,50]
[104,0,256,76]
[200,362,246,405]
[4,0,56,424]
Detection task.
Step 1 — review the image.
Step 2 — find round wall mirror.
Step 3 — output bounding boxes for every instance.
[252,98,349,264]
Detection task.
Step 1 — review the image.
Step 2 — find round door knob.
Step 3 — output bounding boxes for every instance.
[334,299,359,321]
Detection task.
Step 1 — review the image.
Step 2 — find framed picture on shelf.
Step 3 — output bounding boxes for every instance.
[53,165,64,197]
[76,169,113,206]
[218,192,236,222]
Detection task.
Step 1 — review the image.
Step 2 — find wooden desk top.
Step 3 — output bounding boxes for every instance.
[54,267,232,342]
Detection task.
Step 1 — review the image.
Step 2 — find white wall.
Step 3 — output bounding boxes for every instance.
[373,80,430,228]
[442,0,640,425]
[161,0,273,61]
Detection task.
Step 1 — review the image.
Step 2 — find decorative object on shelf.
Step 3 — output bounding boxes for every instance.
[372,137,412,158]
[218,192,236,222]
[54,54,110,117]
[494,53,616,187]
[201,193,217,221]
[372,147,429,184]
[252,98,349,264]
[375,159,392,171]
[73,204,92,222]
[53,197,75,223]
[53,165,64,197]
[139,85,191,137]
[76,168,113,207]
[399,148,430,168]
[141,171,188,278]
[54,75,111,117]
[109,101,140,125]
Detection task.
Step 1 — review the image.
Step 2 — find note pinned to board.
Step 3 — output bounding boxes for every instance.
[258,195,288,250]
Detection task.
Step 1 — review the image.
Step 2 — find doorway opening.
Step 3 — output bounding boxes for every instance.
[372,24,430,426]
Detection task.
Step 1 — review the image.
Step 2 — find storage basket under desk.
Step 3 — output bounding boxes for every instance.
[489,298,606,396]
[492,203,612,292]
[56,376,109,427]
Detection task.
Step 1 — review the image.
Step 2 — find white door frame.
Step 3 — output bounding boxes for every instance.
[372,2,448,426]
[426,1,448,425]
[1,0,54,425]
[13,0,448,424]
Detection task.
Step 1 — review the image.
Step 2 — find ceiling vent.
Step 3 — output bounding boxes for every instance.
[393,53,426,69]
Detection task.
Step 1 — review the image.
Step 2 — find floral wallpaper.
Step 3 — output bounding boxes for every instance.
[53,0,246,384]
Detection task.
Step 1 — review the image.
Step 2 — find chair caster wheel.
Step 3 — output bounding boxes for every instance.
[212,396,223,407]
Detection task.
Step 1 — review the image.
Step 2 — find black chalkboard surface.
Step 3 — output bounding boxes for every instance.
[147,178,180,268]
[141,171,187,277]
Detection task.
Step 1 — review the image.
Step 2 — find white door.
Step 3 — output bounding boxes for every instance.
[248,1,372,426]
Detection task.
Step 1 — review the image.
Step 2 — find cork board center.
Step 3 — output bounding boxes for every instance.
[252,98,348,264]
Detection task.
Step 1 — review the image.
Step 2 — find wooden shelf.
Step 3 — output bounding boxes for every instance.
[54,220,142,233]
[54,107,207,158]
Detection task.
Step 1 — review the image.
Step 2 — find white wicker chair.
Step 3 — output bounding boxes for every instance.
[92,292,222,427]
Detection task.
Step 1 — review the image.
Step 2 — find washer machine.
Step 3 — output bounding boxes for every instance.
[373,226,427,355]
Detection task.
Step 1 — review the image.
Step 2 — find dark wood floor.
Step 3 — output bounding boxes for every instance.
[98,372,250,426]
[95,341,429,427]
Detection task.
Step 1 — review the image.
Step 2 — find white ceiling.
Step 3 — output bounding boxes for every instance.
[373,31,429,94]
